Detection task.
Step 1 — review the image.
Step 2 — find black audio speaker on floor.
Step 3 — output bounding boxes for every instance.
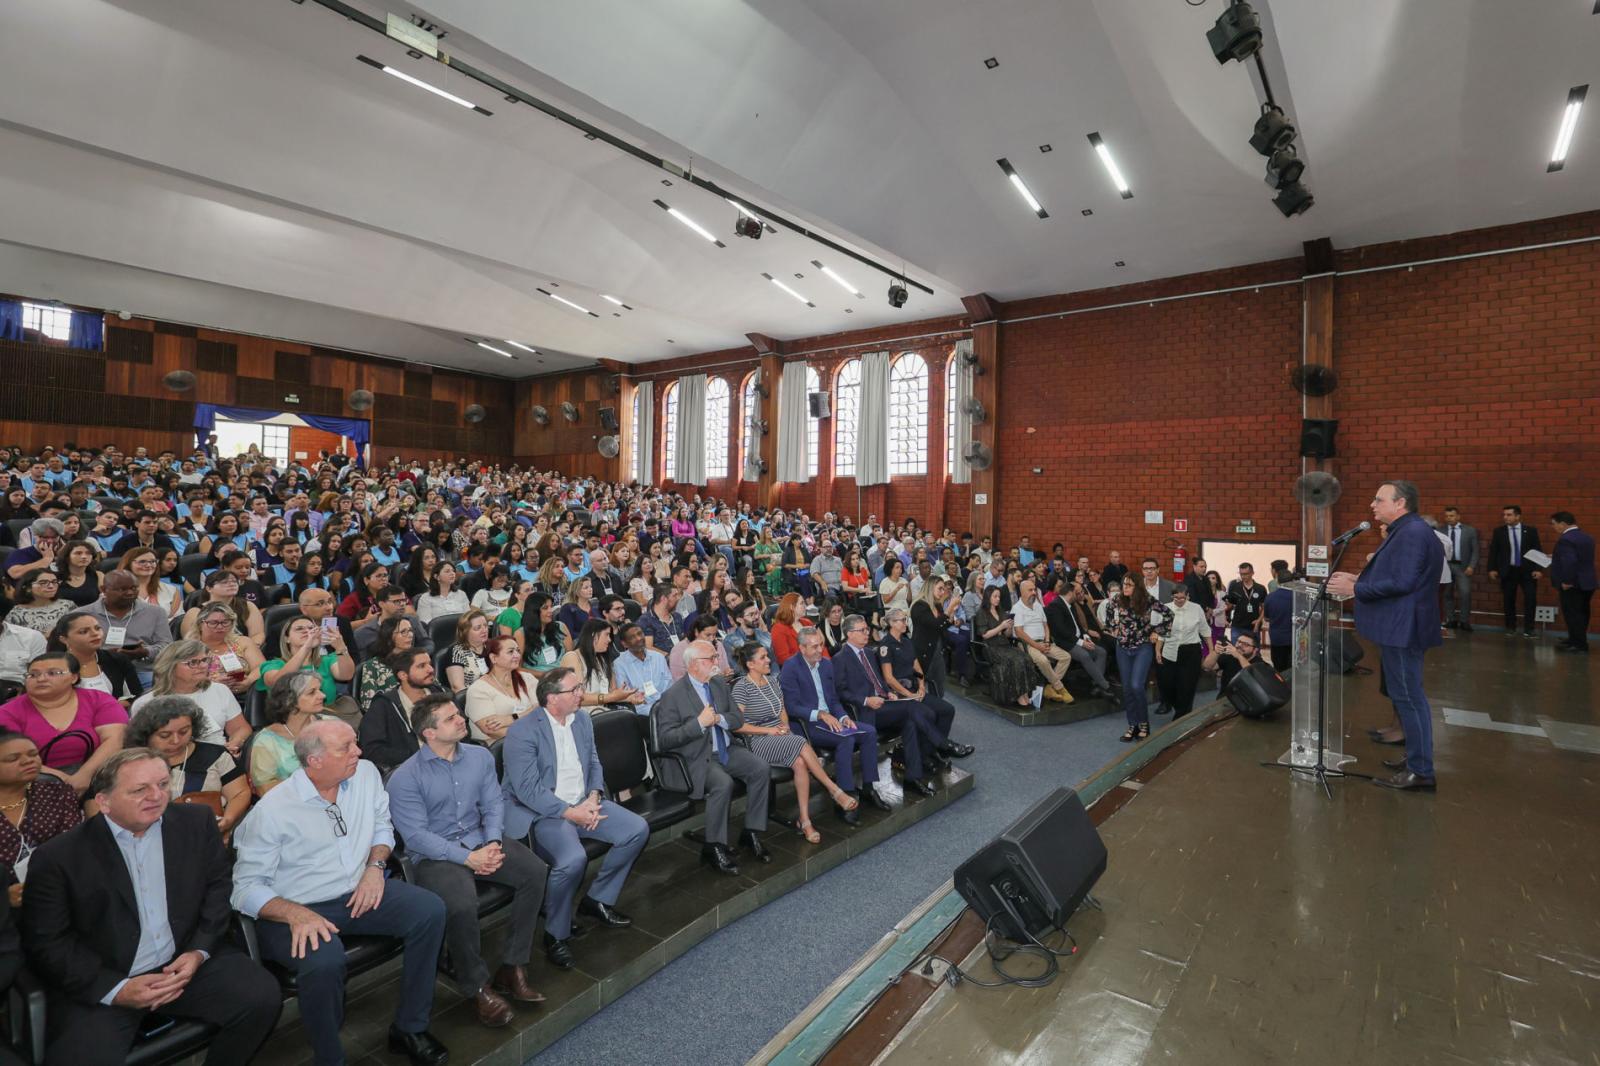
[1299,417,1338,458]
[599,405,618,432]
[954,787,1106,942]
[1224,660,1291,718]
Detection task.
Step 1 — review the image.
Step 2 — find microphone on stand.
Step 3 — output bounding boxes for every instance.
[1329,520,1371,546]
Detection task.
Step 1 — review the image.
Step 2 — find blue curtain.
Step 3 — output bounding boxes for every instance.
[194,403,370,468]
[68,310,103,351]
[0,300,23,342]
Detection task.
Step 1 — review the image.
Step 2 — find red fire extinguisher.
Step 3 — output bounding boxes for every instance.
[1171,541,1188,577]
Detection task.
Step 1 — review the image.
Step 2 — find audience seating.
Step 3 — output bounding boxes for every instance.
[426,613,461,652]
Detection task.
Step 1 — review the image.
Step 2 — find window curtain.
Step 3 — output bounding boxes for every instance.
[193,403,371,468]
[632,379,654,485]
[950,339,975,485]
[674,373,707,486]
[68,311,104,351]
[856,351,891,487]
[776,360,811,484]
[0,300,23,342]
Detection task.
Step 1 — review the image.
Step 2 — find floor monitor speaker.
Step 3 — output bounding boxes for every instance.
[954,787,1106,942]
[1225,660,1290,718]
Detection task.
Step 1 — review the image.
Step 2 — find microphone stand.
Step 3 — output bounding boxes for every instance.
[1262,533,1372,798]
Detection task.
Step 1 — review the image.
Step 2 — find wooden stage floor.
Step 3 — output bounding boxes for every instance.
[876,632,1600,1066]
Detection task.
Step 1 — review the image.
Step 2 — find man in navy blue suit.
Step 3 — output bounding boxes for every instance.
[778,627,887,823]
[1329,480,1445,792]
[1549,511,1596,653]
[831,614,942,797]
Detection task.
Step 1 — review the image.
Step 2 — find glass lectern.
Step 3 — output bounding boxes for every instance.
[1277,579,1356,771]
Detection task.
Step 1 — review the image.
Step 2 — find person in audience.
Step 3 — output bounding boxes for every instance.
[1008,577,1074,705]
[668,615,732,681]
[652,640,772,875]
[817,599,849,658]
[119,546,181,619]
[354,585,429,658]
[516,592,570,677]
[877,557,912,616]
[723,600,774,668]
[910,577,968,698]
[445,609,493,692]
[878,608,966,764]
[1225,562,1268,642]
[464,637,540,742]
[52,539,101,608]
[126,696,251,838]
[638,583,684,654]
[4,518,66,583]
[7,570,72,637]
[360,648,442,775]
[1204,570,1229,645]
[833,615,939,797]
[1154,582,1212,718]
[1105,575,1174,742]
[181,570,265,648]
[414,560,470,626]
[131,640,250,754]
[248,671,333,794]
[1204,630,1266,689]
[468,565,512,614]
[357,615,414,709]
[231,720,450,1066]
[0,609,48,699]
[1101,550,1129,589]
[732,641,855,845]
[107,509,177,558]
[0,652,128,796]
[387,695,549,1027]
[556,574,597,638]
[502,667,646,971]
[611,622,672,717]
[46,611,142,705]
[1044,579,1113,700]
[560,618,637,712]
[259,614,358,725]
[770,591,815,666]
[282,586,356,660]
[0,728,82,908]
[20,747,281,1066]
[83,570,173,690]
[337,561,393,634]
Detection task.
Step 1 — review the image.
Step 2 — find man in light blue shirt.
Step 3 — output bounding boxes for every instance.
[231,721,450,1066]
[387,695,550,1025]
[613,623,673,715]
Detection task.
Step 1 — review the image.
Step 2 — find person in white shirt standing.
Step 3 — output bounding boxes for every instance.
[1154,583,1213,718]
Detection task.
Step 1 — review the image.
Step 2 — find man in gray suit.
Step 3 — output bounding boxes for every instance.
[1139,558,1178,604]
[1441,505,1479,630]
[503,668,649,971]
[651,639,771,875]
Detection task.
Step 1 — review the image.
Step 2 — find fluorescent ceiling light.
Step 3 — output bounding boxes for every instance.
[996,158,1049,218]
[727,199,759,219]
[601,294,626,306]
[504,340,538,353]
[550,293,593,315]
[652,199,725,246]
[1549,85,1587,172]
[812,259,863,297]
[762,273,815,307]
[1087,132,1133,199]
[476,341,514,358]
[357,55,490,114]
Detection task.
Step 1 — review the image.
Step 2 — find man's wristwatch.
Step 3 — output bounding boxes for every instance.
[367,860,387,872]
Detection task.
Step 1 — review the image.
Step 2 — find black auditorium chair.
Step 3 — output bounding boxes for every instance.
[427,613,462,654]
[8,964,218,1066]
[595,707,692,836]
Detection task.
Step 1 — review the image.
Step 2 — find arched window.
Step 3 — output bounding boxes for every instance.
[945,353,958,476]
[806,365,821,477]
[740,372,760,479]
[662,380,679,481]
[889,354,928,475]
[705,377,730,479]
[629,386,643,479]
[833,358,861,477]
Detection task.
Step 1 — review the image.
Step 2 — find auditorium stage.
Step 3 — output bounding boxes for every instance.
[851,633,1600,1066]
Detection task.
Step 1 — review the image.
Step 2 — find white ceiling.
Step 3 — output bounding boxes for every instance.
[0,0,1593,377]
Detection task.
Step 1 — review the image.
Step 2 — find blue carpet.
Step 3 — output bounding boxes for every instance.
[527,682,1172,1066]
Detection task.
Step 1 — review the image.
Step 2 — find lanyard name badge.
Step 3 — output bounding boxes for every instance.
[105,625,128,647]
[218,649,244,673]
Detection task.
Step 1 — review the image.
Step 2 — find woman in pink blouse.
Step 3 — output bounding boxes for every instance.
[0,651,128,794]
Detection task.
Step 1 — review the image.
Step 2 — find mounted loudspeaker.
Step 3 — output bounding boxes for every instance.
[599,406,618,432]
[963,441,993,471]
[464,404,486,424]
[603,374,621,396]
[807,392,830,419]
[347,389,375,411]
[957,346,983,375]
[531,405,550,426]
[1289,364,1338,397]
[961,397,987,424]
[560,402,580,423]
[597,435,621,458]
[1299,418,1338,459]
[162,370,196,393]
[744,457,769,479]
[1293,471,1342,509]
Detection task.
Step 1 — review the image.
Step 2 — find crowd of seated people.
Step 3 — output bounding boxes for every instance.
[0,439,1277,1064]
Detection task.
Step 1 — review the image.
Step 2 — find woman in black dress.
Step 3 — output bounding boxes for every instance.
[730,642,856,844]
[976,584,1035,708]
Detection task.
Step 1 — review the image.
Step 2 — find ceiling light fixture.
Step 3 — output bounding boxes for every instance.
[811,260,863,298]
[1250,104,1296,156]
[887,280,909,308]
[1206,1,1263,63]
[356,55,491,114]
[476,341,515,358]
[996,158,1049,218]
[1086,132,1133,199]
[601,294,634,310]
[504,340,538,353]
[1272,181,1314,217]
[654,199,726,247]
[550,293,594,315]
[1549,84,1588,172]
[761,273,815,307]
[1264,143,1305,188]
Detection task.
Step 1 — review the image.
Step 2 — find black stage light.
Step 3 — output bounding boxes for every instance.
[734,214,763,240]
[1207,1,1262,64]
[1264,144,1304,188]
[1273,180,1314,217]
[887,280,909,308]
[1250,104,1296,156]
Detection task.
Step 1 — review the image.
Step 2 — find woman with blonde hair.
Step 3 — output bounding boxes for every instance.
[132,639,251,752]
[189,602,265,696]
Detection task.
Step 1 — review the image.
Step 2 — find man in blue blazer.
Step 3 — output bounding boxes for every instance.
[503,667,649,970]
[1330,480,1445,791]
[778,627,886,824]
[831,614,941,797]
[1549,511,1596,653]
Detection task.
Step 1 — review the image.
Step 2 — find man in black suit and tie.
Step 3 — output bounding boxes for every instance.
[1549,511,1596,653]
[1488,504,1542,636]
[1440,506,1479,630]
[832,614,941,797]
[20,748,281,1066]
[651,640,771,875]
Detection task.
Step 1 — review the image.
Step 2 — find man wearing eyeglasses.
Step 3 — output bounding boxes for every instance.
[231,720,450,1066]
[354,585,431,658]
[502,668,647,971]
[388,695,549,1028]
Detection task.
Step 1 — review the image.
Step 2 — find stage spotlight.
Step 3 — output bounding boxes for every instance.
[1206,1,1262,64]
[734,213,763,240]
[1250,104,1296,156]
[887,280,909,308]
[1264,144,1304,188]
[1273,180,1314,217]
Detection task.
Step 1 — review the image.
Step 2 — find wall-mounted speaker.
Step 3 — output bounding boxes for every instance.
[1299,418,1338,459]
[807,391,830,419]
[599,405,618,432]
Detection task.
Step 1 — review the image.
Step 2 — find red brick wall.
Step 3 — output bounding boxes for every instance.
[288,427,345,463]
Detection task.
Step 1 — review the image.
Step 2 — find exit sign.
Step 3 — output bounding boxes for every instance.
[1173,518,1188,533]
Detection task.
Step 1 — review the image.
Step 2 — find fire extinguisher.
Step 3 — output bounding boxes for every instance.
[1170,541,1188,577]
